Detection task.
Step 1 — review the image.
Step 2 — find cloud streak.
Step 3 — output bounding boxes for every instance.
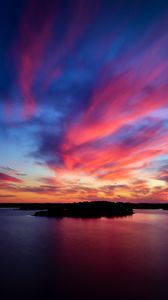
[0,172,22,183]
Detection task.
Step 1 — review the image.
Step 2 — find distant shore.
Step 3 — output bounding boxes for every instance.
[0,201,168,218]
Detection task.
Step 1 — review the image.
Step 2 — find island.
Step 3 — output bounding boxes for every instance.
[34,201,133,218]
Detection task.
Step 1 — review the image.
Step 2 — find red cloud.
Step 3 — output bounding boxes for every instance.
[14,0,100,119]
[0,172,22,183]
[156,170,168,182]
[63,71,168,150]
[16,0,57,117]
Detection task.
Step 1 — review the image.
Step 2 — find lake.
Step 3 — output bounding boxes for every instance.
[0,208,168,300]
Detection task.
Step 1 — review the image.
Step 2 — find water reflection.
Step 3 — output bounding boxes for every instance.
[0,209,168,299]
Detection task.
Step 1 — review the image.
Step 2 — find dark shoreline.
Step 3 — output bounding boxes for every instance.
[0,201,133,218]
[1,201,168,218]
[0,201,168,210]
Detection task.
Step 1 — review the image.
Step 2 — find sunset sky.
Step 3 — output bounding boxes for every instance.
[1,0,168,203]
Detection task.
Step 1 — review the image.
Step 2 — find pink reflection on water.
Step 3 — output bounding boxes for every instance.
[51,210,168,299]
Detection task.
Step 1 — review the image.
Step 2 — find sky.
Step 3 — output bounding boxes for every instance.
[0,0,168,203]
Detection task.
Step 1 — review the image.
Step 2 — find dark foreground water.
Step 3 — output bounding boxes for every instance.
[0,209,168,300]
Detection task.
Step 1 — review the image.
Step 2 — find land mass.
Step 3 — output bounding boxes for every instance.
[1,201,168,218]
[0,201,134,218]
[34,201,134,218]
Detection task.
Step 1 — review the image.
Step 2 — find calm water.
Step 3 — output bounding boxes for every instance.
[0,208,168,300]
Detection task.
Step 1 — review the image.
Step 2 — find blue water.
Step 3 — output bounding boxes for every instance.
[0,208,168,300]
